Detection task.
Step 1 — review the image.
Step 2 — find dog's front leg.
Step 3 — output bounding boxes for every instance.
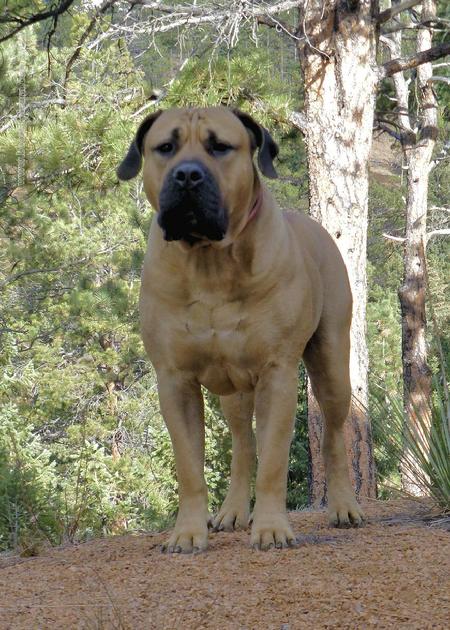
[157,370,209,553]
[251,363,298,550]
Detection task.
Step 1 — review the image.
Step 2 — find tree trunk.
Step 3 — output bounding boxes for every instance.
[298,0,378,504]
[397,0,437,494]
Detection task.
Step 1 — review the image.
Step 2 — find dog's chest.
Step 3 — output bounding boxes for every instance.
[179,295,256,393]
[185,298,243,339]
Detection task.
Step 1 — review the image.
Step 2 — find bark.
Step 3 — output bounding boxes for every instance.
[379,41,450,79]
[298,0,378,504]
[396,0,437,494]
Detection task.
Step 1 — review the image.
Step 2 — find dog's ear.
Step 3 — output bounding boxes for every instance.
[117,111,162,181]
[232,109,279,179]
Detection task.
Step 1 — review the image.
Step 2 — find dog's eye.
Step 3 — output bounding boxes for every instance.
[209,141,233,156]
[155,142,174,155]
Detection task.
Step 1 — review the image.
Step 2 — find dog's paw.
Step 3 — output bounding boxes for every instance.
[212,497,250,532]
[161,517,209,554]
[250,512,297,550]
[328,493,365,528]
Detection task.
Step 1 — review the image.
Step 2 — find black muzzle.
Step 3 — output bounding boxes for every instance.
[158,160,228,244]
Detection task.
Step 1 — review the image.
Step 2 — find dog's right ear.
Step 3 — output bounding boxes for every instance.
[116,111,162,181]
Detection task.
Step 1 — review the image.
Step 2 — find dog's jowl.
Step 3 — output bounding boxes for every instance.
[117,107,364,553]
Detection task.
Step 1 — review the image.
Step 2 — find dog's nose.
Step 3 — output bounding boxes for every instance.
[173,162,205,189]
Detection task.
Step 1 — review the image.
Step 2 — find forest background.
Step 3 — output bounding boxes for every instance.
[0,0,448,554]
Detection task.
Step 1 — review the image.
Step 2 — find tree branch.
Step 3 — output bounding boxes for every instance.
[431,141,450,169]
[426,229,450,242]
[430,76,450,85]
[99,0,304,43]
[278,175,306,186]
[377,0,423,24]
[378,41,450,79]
[286,110,308,133]
[383,233,406,243]
[0,99,66,133]
[64,0,119,92]
[241,89,308,134]
[374,122,403,142]
[256,15,297,39]
[0,244,130,290]
[135,0,304,15]
[430,206,450,213]
[382,18,450,35]
[0,0,76,44]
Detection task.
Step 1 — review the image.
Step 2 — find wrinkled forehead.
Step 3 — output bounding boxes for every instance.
[147,107,248,146]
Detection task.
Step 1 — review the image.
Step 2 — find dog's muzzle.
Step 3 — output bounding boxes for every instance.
[158,160,228,244]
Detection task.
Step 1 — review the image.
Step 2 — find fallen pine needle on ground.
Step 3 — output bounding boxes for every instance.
[0,500,448,629]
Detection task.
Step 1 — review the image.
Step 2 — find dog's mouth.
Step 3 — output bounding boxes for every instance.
[157,161,228,245]
[159,196,227,245]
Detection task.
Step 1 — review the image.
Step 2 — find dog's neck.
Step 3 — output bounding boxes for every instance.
[228,185,285,275]
[152,184,285,282]
[244,189,263,228]
[224,182,265,247]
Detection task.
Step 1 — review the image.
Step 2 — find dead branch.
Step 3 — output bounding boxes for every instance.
[256,15,297,39]
[0,99,66,133]
[286,110,308,134]
[377,0,423,24]
[374,122,404,142]
[379,41,450,79]
[86,0,304,48]
[426,229,450,242]
[430,206,450,213]
[429,76,450,85]
[278,175,306,186]
[134,0,303,15]
[383,233,406,243]
[431,141,450,169]
[382,18,450,34]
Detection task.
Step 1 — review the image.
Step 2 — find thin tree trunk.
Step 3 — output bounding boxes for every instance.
[298,0,378,504]
[397,0,437,494]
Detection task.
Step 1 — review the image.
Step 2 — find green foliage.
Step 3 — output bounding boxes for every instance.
[371,380,450,511]
[166,50,292,114]
[0,16,307,552]
[0,403,61,552]
[367,134,450,486]
[287,368,309,510]
[0,1,448,553]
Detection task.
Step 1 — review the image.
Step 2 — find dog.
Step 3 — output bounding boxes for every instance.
[117,106,364,553]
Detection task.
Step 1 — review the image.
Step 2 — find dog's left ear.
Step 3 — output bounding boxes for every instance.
[117,111,162,181]
[232,109,279,179]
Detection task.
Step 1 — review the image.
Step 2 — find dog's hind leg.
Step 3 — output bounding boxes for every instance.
[303,325,364,528]
[212,392,255,531]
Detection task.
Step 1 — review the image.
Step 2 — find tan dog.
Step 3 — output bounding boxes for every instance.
[117,107,364,553]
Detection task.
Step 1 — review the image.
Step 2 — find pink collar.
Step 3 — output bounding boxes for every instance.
[244,190,263,228]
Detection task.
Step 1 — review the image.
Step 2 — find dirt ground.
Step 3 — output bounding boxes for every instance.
[0,500,449,630]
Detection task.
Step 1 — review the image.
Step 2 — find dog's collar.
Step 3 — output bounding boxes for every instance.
[244,190,263,229]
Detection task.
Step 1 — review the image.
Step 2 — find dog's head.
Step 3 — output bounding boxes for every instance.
[117,107,278,247]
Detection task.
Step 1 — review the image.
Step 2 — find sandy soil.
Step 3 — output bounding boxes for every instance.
[0,500,449,629]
